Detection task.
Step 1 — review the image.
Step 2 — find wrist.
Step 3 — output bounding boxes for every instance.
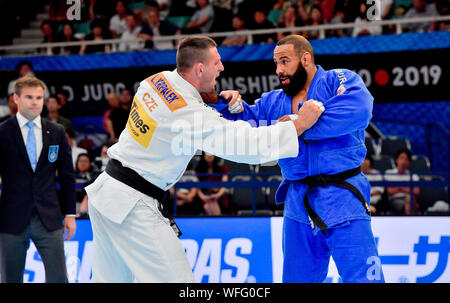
[293,119,308,136]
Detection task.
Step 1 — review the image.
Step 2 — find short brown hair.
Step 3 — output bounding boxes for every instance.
[14,76,46,96]
[277,35,314,63]
[176,35,217,73]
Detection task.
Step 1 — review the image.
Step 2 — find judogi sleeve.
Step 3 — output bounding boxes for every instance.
[303,69,373,140]
[210,95,268,125]
[175,102,298,164]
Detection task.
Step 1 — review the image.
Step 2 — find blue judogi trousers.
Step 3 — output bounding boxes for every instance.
[282,217,385,283]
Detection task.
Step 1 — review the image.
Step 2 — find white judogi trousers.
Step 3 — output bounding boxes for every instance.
[88,186,194,283]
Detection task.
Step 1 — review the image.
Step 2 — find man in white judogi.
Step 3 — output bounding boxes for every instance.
[85,35,324,282]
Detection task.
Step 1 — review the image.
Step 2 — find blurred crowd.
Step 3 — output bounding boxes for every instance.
[0,0,448,53]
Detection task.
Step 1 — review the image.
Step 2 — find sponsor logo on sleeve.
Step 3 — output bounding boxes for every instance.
[146,73,187,112]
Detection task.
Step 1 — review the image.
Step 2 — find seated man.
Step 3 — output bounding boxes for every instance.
[385,148,420,214]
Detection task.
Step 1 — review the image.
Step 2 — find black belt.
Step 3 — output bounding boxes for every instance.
[295,167,370,232]
[105,159,182,237]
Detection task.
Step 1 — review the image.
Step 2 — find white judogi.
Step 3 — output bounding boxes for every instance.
[85,69,299,282]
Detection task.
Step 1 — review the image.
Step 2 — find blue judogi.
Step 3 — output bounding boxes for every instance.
[210,65,385,282]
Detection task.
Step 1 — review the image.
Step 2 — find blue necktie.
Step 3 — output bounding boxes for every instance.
[26,121,37,172]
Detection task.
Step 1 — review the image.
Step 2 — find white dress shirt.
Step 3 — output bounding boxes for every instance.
[16,112,43,161]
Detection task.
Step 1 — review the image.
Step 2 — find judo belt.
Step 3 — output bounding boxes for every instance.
[105,159,182,237]
[295,167,370,232]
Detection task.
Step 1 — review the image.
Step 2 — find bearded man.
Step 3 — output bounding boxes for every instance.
[211,35,385,283]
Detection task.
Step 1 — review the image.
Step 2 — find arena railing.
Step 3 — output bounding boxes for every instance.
[0,171,448,216]
[0,15,449,56]
[171,171,450,216]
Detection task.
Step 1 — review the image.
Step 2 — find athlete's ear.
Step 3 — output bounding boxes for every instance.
[302,52,313,68]
[193,62,204,78]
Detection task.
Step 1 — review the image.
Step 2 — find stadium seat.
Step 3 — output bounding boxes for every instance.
[229,175,266,211]
[73,22,91,35]
[365,137,378,156]
[128,1,146,12]
[410,154,431,172]
[187,155,201,171]
[166,16,191,29]
[418,184,449,213]
[221,159,254,176]
[380,136,412,158]
[257,161,282,177]
[274,210,284,216]
[371,155,395,172]
[264,175,284,212]
[267,10,282,25]
[236,209,273,216]
[264,175,283,204]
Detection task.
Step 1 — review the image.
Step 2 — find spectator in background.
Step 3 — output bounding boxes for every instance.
[352,1,382,37]
[303,4,324,39]
[56,22,81,55]
[74,153,93,216]
[149,0,171,20]
[56,90,71,118]
[317,0,336,23]
[49,0,69,26]
[0,94,17,123]
[277,4,306,41]
[249,9,277,43]
[40,20,58,55]
[171,162,203,215]
[105,88,132,142]
[77,140,113,219]
[66,128,88,168]
[75,153,93,184]
[295,0,313,23]
[273,0,289,11]
[195,153,231,215]
[385,148,420,215]
[184,0,215,33]
[436,0,450,30]
[7,61,50,100]
[376,0,394,20]
[109,0,129,38]
[221,14,248,46]
[103,92,120,136]
[88,0,116,21]
[80,19,112,54]
[402,0,439,32]
[119,14,144,52]
[92,140,113,174]
[138,8,180,50]
[361,154,385,214]
[45,95,75,135]
[328,0,361,37]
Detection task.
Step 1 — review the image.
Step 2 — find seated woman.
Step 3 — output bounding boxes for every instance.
[195,152,231,215]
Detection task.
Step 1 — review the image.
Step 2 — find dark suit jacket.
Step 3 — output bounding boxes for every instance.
[140,21,179,49]
[0,116,76,234]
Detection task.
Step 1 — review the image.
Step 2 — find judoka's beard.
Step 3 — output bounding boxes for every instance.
[279,63,307,97]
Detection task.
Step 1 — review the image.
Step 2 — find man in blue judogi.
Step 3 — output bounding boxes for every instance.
[210,35,385,283]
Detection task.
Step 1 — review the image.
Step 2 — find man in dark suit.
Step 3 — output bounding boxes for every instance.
[138,8,180,50]
[0,76,76,283]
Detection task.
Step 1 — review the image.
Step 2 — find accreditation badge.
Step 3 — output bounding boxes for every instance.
[48,145,59,163]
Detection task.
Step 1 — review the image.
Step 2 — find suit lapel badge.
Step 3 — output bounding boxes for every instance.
[48,145,59,163]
